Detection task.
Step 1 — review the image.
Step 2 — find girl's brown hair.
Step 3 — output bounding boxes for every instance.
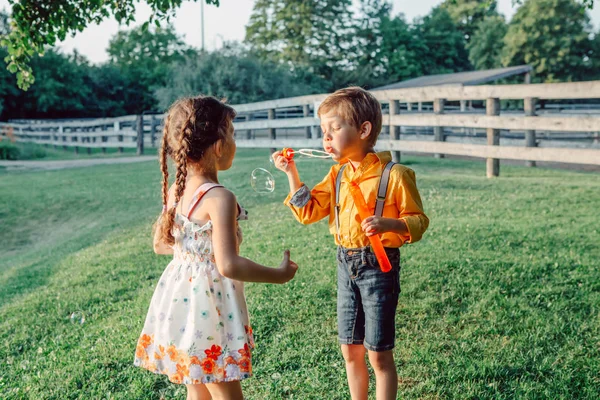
[155,96,236,245]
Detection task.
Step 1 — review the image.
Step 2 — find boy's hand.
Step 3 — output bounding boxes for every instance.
[277,250,299,283]
[271,151,296,174]
[361,217,409,237]
[361,216,394,236]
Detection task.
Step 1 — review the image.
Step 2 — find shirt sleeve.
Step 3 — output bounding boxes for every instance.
[395,168,429,243]
[283,167,334,225]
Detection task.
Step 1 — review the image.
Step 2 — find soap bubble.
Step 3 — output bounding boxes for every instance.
[251,168,275,193]
[70,311,86,325]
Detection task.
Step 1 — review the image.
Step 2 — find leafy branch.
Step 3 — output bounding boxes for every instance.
[1,0,220,90]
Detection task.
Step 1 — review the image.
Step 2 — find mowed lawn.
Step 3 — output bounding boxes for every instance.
[1,149,599,399]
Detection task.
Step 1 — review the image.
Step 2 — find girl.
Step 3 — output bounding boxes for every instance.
[134,96,298,400]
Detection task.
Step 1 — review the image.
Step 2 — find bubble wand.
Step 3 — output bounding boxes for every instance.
[348,181,392,273]
[280,147,333,160]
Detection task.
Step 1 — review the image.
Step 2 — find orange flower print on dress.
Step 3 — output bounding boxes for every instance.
[177,363,190,379]
[224,356,237,366]
[154,345,166,360]
[190,355,201,365]
[167,344,179,361]
[205,344,222,360]
[135,343,146,360]
[238,343,251,358]
[238,357,251,373]
[201,357,216,374]
[244,325,253,336]
[139,334,153,348]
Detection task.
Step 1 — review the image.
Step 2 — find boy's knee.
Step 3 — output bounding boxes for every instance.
[367,350,395,372]
[341,344,366,364]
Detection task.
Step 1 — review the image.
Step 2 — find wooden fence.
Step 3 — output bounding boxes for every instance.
[2,80,600,177]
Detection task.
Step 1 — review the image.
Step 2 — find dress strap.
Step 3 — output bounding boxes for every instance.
[187,183,224,219]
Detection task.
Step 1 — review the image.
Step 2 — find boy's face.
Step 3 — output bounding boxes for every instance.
[320,110,372,163]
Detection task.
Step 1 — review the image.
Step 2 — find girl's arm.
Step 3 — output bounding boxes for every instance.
[209,188,297,283]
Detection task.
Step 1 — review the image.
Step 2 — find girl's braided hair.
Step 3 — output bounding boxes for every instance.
[156,96,236,246]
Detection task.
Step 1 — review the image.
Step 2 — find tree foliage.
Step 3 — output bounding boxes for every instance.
[245,0,356,90]
[107,24,192,113]
[442,0,499,42]
[467,15,508,69]
[503,0,598,82]
[155,44,328,110]
[414,7,471,75]
[1,0,219,90]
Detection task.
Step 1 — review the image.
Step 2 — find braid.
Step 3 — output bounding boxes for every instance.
[159,113,171,206]
[156,112,176,246]
[173,109,194,204]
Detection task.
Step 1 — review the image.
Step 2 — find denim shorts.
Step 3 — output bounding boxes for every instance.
[337,245,401,352]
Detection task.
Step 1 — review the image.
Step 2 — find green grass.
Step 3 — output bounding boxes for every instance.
[1,149,599,399]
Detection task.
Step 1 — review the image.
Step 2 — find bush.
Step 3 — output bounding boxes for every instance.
[0,141,20,160]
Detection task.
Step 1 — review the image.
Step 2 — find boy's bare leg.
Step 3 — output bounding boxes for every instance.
[204,381,244,400]
[186,384,212,400]
[341,344,369,400]
[367,350,398,400]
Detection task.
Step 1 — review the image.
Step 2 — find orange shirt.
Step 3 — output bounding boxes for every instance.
[284,151,429,248]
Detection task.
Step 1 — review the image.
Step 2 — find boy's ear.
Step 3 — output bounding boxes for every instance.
[359,121,372,141]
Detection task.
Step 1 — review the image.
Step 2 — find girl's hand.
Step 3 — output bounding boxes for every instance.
[277,250,298,283]
[271,151,296,174]
[361,216,392,236]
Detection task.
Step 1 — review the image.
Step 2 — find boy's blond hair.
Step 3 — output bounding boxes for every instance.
[317,86,383,147]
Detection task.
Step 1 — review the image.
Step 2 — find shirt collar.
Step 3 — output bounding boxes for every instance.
[344,151,393,179]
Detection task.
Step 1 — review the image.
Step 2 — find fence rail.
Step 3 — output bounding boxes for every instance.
[2,80,600,176]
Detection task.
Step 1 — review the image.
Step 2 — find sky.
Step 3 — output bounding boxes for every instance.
[1,0,599,65]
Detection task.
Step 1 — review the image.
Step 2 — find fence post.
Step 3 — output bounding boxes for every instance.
[114,121,123,153]
[433,98,445,158]
[245,115,252,140]
[87,127,92,154]
[303,104,311,139]
[136,115,144,155]
[486,97,500,178]
[101,125,107,154]
[268,109,276,153]
[524,97,537,167]
[56,125,62,150]
[389,100,401,163]
[62,127,67,151]
[150,115,157,148]
[73,128,79,154]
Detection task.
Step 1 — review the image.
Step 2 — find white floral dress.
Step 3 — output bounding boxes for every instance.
[134,183,254,385]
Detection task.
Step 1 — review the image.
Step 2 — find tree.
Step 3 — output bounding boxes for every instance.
[414,7,471,75]
[155,44,328,109]
[107,24,191,113]
[245,0,355,90]
[502,0,597,82]
[467,15,507,70]
[346,0,393,88]
[1,0,219,90]
[378,13,427,83]
[442,0,498,42]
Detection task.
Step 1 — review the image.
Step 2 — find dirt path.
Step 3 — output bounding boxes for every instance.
[0,156,156,171]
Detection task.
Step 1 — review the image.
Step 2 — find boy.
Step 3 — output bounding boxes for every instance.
[273,87,429,400]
